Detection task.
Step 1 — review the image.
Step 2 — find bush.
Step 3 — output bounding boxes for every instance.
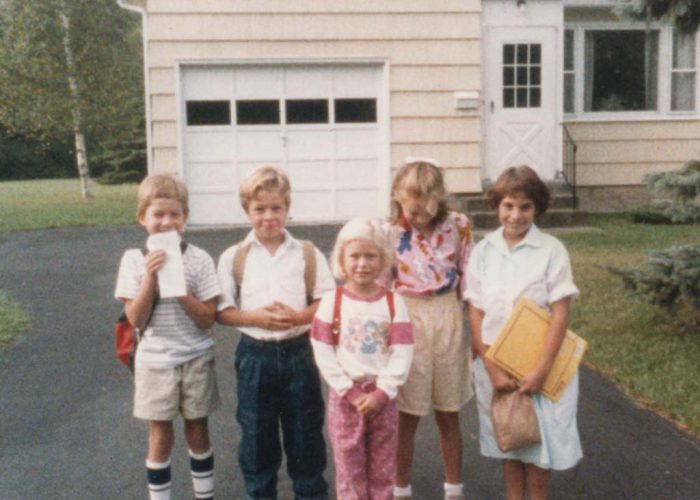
[635,161,700,224]
[606,245,700,332]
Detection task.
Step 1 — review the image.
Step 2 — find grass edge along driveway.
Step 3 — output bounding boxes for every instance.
[560,215,700,437]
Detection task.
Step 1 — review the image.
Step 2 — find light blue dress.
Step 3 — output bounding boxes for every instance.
[464,224,583,470]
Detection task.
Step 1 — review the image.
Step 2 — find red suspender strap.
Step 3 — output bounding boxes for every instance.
[331,286,343,341]
[387,290,395,322]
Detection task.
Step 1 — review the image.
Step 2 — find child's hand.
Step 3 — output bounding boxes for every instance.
[144,250,166,280]
[353,393,382,419]
[271,301,301,327]
[253,304,295,331]
[485,360,519,392]
[518,369,547,395]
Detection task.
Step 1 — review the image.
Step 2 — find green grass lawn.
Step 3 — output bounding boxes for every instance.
[0,178,137,232]
[0,290,31,349]
[559,214,700,436]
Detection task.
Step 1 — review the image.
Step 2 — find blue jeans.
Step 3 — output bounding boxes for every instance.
[235,334,328,500]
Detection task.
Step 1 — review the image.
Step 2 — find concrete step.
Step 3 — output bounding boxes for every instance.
[450,193,576,213]
[467,209,588,230]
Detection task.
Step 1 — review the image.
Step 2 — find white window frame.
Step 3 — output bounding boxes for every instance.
[564,22,700,121]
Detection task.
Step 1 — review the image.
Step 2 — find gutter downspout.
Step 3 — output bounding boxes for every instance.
[116,0,153,173]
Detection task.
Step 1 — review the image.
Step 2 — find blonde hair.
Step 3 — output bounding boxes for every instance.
[390,159,448,225]
[136,174,189,219]
[331,218,394,281]
[239,165,291,211]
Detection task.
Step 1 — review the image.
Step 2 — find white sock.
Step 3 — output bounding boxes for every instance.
[444,482,464,496]
[189,448,214,499]
[146,459,171,500]
[394,484,413,497]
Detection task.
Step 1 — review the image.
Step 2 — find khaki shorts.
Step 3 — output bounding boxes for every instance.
[397,293,473,416]
[133,352,220,421]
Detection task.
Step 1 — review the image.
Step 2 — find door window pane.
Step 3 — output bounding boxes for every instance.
[584,30,659,111]
[186,100,231,126]
[504,45,515,64]
[503,43,542,108]
[236,100,280,125]
[285,99,329,124]
[335,99,377,123]
[517,44,528,64]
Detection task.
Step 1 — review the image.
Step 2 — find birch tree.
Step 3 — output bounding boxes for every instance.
[0,0,143,197]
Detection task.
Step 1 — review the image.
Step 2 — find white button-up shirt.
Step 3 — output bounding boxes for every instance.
[464,224,579,345]
[217,229,336,341]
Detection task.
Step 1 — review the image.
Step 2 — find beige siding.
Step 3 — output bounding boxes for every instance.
[142,1,482,193]
[566,120,700,186]
[146,0,481,14]
[148,14,479,41]
[152,121,178,148]
[152,148,179,173]
[151,95,177,121]
[148,40,481,67]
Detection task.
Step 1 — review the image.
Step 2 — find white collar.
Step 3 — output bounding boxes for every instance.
[486,224,543,254]
[245,228,296,252]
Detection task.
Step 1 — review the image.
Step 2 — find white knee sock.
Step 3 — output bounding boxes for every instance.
[146,459,171,500]
[189,448,214,499]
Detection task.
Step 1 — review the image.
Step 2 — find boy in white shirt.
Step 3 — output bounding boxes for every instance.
[217,166,335,500]
[115,174,221,500]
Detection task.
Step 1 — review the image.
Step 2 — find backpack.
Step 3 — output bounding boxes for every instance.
[232,239,317,305]
[115,242,187,372]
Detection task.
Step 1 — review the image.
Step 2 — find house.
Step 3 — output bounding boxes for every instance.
[118,0,700,225]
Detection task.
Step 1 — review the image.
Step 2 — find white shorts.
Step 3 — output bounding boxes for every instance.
[397,293,473,416]
[133,352,220,421]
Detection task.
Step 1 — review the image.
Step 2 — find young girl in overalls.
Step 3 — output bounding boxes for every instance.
[311,218,414,500]
[388,159,474,500]
[465,165,582,500]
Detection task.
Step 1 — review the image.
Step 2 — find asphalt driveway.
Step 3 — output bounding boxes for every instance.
[1,224,698,499]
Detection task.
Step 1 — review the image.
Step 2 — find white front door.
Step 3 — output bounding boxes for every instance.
[483,27,559,181]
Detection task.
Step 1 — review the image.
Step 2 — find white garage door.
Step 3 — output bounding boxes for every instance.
[181,63,387,226]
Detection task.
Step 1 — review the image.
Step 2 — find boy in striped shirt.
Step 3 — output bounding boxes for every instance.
[115,174,221,500]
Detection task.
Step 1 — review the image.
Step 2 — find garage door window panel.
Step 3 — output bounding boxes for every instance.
[186,101,231,126]
[236,100,281,125]
[285,99,329,124]
[335,99,377,123]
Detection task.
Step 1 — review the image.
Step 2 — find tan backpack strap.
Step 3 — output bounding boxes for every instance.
[232,242,252,303]
[300,240,317,305]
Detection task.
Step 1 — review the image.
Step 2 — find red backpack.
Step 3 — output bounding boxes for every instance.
[115,243,186,372]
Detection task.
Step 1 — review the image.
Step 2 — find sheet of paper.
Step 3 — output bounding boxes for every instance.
[146,230,187,298]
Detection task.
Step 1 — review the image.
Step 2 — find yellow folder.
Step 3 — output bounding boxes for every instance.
[484,298,587,401]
